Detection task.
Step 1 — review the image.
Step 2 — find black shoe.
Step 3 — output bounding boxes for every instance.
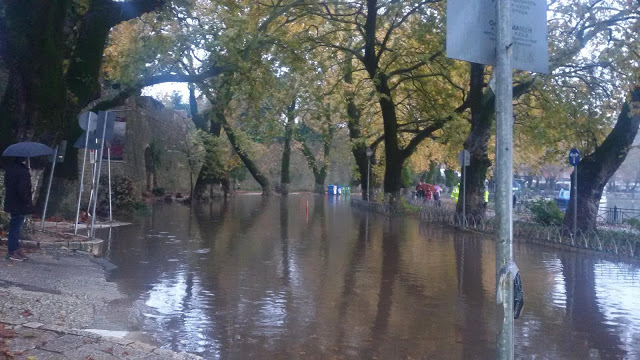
[7,252,27,261]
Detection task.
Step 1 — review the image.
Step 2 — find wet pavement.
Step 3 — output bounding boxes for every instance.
[0,249,201,359]
[100,195,640,359]
[1,319,200,359]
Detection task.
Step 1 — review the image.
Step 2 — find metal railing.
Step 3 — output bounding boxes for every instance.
[598,206,640,225]
[352,199,640,260]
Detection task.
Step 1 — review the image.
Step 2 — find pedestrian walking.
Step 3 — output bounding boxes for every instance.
[483,188,489,210]
[452,183,460,204]
[4,157,32,261]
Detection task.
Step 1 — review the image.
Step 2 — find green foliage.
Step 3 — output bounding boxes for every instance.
[445,169,458,188]
[399,198,421,214]
[401,165,413,188]
[423,162,443,184]
[625,218,640,231]
[152,187,165,196]
[528,199,564,226]
[102,175,139,215]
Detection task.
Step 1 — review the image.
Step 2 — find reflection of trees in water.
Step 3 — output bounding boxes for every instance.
[453,232,492,358]
[280,197,290,286]
[361,217,400,359]
[561,254,626,359]
[335,212,371,349]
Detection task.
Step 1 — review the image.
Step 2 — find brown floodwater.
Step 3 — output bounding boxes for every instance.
[103,195,640,359]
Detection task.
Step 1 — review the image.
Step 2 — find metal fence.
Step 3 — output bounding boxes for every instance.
[351,198,640,260]
[599,206,640,225]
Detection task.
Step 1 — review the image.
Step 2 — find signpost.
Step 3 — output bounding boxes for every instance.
[74,112,98,235]
[446,0,548,358]
[446,0,549,73]
[569,148,580,236]
[366,147,373,201]
[458,149,470,226]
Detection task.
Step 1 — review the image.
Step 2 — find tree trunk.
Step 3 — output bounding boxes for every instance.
[0,0,69,148]
[458,63,493,218]
[0,0,165,177]
[223,119,272,195]
[280,98,296,195]
[298,113,335,194]
[459,70,535,217]
[563,87,640,233]
[344,57,372,200]
[374,73,403,200]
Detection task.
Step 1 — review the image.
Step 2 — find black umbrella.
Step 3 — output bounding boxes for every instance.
[2,142,53,158]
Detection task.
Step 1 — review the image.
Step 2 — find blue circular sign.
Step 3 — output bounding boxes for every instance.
[569,148,581,166]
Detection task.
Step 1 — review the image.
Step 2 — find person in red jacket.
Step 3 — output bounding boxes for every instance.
[416,181,425,199]
[3,157,32,261]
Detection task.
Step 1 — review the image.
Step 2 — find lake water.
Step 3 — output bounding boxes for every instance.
[103,195,640,359]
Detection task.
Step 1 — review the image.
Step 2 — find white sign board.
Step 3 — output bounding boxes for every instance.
[446,0,549,74]
[458,149,471,167]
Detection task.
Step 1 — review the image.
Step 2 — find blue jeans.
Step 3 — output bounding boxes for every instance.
[8,213,25,253]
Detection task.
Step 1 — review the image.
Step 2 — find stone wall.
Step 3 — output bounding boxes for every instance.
[104,96,197,198]
[22,96,198,219]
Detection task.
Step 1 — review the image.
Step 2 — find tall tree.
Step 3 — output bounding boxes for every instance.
[309,0,464,204]
[280,98,296,194]
[0,0,165,175]
[564,87,640,233]
[458,0,639,217]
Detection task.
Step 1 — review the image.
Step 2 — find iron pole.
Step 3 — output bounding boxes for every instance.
[75,118,93,234]
[90,111,109,238]
[108,147,113,222]
[462,152,466,227]
[496,0,515,357]
[573,164,577,236]
[367,158,371,201]
[41,146,58,230]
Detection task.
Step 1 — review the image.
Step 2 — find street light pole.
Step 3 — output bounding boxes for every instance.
[495,0,515,357]
[366,147,373,201]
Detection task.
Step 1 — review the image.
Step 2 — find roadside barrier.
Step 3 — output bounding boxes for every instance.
[351,198,640,260]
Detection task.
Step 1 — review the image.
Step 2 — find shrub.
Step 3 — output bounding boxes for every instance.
[625,218,640,231]
[152,187,165,196]
[100,175,138,215]
[0,174,7,230]
[528,199,564,226]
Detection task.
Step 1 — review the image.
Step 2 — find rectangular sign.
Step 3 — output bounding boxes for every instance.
[446,0,548,73]
[104,116,126,161]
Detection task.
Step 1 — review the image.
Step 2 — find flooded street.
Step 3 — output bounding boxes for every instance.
[103,195,640,359]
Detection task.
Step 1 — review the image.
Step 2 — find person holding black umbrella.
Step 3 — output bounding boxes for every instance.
[4,157,32,261]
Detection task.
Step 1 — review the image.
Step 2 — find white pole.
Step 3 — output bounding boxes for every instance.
[41,146,58,230]
[75,126,92,234]
[462,152,467,227]
[90,111,109,238]
[108,146,113,222]
[87,150,96,221]
[367,158,371,201]
[495,0,515,357]
[573,164,578,235]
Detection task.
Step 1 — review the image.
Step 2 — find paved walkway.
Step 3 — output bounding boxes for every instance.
[1,319,200,359]
[0,248,201,359]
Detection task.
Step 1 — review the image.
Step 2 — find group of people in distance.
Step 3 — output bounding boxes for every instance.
[415,181,442,206]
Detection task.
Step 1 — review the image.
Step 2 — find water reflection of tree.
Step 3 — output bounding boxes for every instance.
[335,211,371,349]
[453,231,492,358]
[280,197,290,286]
[361,216,400,359]
[560,254,626,359]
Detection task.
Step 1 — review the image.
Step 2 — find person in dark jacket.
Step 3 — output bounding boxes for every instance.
[3,157,32,261]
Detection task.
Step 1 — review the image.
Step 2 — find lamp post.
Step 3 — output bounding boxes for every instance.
[366,147,373,201]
